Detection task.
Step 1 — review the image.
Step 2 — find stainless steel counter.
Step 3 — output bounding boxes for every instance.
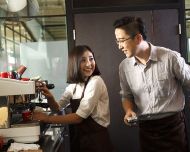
[38,109,70,152]
[39,123,70,152]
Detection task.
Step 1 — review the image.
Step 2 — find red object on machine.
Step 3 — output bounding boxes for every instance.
[0,72,9,78]
[21,78,30,81]
[0,136,4,150]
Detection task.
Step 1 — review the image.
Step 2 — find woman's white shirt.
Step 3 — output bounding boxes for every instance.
[58,76,110,127]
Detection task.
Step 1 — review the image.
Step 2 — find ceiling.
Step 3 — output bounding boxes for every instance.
[0,0,66,41]
[35,0,67,41]
[0,0,189,41]
[186,0,190,9]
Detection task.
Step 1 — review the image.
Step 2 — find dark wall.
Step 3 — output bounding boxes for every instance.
[66,0,186,58]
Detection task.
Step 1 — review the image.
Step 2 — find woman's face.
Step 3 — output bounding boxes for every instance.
[80,50,95,80]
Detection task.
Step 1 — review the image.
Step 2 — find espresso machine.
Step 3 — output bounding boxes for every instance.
[0,77,40,143]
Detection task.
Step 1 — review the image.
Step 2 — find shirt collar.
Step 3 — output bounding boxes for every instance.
[132,42,158,66]
[149,43,158,62]
[130,57,136,66]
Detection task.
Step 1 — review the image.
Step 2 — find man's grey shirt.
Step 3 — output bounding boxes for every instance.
[119,43,190,116]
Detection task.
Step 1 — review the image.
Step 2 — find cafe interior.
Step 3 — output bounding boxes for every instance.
[0,0,190,151]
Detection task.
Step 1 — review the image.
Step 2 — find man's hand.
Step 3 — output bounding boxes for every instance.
[124,110,137,126]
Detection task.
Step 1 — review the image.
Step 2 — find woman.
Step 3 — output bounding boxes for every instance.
[33,45,114,152]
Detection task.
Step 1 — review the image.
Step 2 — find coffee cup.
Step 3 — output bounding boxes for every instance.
[22,110,32,122]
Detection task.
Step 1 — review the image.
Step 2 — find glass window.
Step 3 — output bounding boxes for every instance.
[1,25,4,37]
[14,32,20,43]
[186,0,190,9]
[6,40,15,71]
[186,0,190,62]
[0,0,68,100]
[5,26,13,41]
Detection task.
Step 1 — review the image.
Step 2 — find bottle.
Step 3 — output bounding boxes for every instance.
[12,65,27,80]
[17,65,27,76]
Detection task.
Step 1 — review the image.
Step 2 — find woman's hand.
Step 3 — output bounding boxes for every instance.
[35,81,59,112]
[36,81,54,99]
[32,112,49,122]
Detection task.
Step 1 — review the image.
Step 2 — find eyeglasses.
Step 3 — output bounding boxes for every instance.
[115,37,132,45]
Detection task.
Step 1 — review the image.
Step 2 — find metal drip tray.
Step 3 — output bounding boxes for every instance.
[0,121,40,143]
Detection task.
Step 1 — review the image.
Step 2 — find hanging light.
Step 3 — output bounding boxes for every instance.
[6,0,27,12]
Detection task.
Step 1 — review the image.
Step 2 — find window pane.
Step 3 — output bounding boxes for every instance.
[5,27,13,41]
[6,40,15,70]
[0,0,68,81]
[28,16,66,41]
[186,0,190,9]
[14,32,20,43]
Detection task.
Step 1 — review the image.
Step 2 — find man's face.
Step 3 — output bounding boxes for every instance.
[115,28,137,58]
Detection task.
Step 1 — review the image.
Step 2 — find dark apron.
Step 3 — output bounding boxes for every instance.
[139,111,189,152]
[69,82,114,152]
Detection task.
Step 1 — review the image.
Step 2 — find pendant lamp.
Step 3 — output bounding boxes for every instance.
[6,0,27,12]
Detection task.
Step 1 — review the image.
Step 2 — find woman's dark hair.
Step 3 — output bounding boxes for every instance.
[67,45,101,83]
[113,16,147,40]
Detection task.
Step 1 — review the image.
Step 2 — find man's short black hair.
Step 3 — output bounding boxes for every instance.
[113,16,147,40]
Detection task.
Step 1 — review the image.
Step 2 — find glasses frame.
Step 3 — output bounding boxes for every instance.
[115,34,138,46]
[115,36,132,46]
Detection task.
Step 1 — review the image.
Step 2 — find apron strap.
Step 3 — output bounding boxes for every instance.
[73,76,91,99]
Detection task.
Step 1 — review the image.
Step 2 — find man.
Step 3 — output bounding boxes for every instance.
[113,16,189,152]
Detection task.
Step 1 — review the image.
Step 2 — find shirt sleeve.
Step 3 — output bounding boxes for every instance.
[58,84,74,108]
[119,62,134,102]
[171,51,190,88]
[76,76,105,118]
